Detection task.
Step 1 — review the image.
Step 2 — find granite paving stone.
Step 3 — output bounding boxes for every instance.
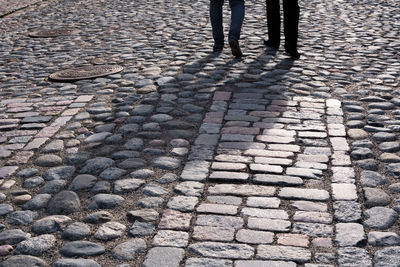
[0,255,47,267]
[51,259,101,267]
[189,242,254,259]
[257,245,311,263]
[368,232,400,246]
[14,234,56,256]
[143,247,185,267]
[374,247,400,267]
[59,241,105,257]
[112,239,146,261]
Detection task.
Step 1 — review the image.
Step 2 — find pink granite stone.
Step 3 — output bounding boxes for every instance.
[0,166,18,178]
[213,92,231,101]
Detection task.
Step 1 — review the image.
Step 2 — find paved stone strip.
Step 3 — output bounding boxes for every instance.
[146,92,342,266]
[0,95,94,170]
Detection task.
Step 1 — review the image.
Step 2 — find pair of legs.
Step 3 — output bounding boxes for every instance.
[266,0,300,59]
[210,0,245,57]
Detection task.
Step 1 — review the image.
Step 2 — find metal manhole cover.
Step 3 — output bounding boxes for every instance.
[29,27,80,38]
[49,65,123,81]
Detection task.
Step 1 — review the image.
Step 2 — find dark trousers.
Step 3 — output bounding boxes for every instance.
[210,0,245,49]
[266,0,299,51]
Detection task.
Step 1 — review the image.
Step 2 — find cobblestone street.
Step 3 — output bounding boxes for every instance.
[0,0,400,266]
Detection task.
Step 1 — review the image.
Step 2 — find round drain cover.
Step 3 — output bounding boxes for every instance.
[29,27,80,38]
[49,65,123,81]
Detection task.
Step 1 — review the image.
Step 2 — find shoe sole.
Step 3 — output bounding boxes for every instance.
[229,40,242,57]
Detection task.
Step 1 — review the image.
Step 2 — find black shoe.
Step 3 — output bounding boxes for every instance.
[213,46,223,53]
[229,39,242,58]
[285,49,301,60]
[264,40,279,49]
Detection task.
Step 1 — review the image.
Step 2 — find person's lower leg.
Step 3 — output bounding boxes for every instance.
[210,0,225,50]
[283,0,299,52]
[228,0,244,41]
[266,0,281,46]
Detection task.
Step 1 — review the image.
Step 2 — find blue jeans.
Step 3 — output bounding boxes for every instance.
[210,0,245,49]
